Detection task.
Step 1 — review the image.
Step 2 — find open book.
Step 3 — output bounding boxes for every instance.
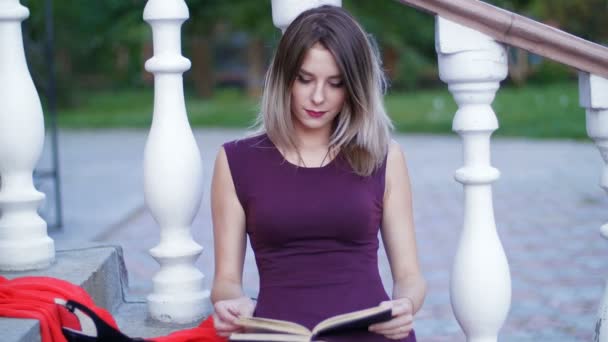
[229,305,392,341]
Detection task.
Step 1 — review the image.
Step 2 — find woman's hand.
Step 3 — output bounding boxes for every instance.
[368,297,414,340]
[212,296,256,337]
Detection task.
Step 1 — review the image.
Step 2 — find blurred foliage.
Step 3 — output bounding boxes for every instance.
[186,0,274,36]
[21,0,607,108]
[346,1,436,89]
[526,61,573,85]
[489,0,608,42]
[25,0,145,105]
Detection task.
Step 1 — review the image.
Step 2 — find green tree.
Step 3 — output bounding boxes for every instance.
[346,1,436,89]
[185,0,274,98]
[486,0,607,42]
[25,0,145,106]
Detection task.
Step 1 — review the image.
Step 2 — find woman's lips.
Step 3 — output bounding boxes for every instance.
[305,109,326,118]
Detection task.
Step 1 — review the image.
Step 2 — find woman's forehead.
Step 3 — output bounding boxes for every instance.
[299,43,341,78]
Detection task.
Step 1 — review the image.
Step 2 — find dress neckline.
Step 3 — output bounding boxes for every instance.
[264,134,341,170]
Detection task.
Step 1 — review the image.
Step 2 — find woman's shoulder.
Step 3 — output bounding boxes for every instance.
[374,139,400,173]
[383,139,409,194]
[223,133,272,153]
[385,139,408,173]
[221,133,276,168]
[387,139,404,161]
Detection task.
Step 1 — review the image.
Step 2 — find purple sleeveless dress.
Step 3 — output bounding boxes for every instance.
[223,134,416,342]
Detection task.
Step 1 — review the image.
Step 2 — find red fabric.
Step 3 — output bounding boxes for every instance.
[151,316,227,342]
[0,276,227,342]
[0,276,117,342]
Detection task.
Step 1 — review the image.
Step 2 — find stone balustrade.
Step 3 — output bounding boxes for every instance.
[271,0,342,32]
[436,16,511,342]
[142,0,209,324]
[579,73,608,342]
[0,0,55,271]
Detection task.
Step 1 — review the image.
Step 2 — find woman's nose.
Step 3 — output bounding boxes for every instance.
[311,83,325,105]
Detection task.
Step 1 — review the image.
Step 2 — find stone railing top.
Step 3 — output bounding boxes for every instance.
[396,0,608,78]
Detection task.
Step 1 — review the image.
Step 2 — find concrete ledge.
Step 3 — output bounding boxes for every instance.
[0,246,128,342]
[2,319,40,342]
[114,302,200,338]
[0,245,210,341]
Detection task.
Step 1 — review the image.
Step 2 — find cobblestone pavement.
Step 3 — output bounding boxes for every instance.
[42,128,608,341]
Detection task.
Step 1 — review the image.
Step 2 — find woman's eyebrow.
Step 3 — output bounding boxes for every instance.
[299,68,342,79]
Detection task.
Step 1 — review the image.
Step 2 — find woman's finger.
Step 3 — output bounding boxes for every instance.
[379,298,413,317]
[215,303,239,324]
[369,314,412,332]
[386,332,410,340]
[226,297,255,317]
[214,314,239,330]
[214,317,237,331]
[381,322,413,336]
[383,323,413,340]
[372,324,412,336]
[215,322,242,336]
[226,305,242,317]
[213,314,242,337]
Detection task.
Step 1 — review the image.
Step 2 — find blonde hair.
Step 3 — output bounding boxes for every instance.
[254,5,393,176]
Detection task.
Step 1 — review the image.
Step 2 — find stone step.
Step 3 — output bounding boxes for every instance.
[0,246,128,342]
[0,245,210,342]
[113,302,199,339]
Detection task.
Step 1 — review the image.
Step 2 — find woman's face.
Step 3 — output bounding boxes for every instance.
[290,42,346,136]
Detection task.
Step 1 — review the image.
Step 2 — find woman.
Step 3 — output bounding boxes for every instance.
[210,5,426,341]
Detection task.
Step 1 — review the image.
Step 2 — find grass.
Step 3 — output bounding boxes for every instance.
[57,88,259,129]
[56,82,587,139]
[385,82,586,139]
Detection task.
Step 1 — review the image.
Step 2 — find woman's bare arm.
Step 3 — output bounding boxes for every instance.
[381,140,427,313]
[210,146,248,303]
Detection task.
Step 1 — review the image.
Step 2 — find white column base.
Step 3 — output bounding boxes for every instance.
[148,289,211,324]
[147,242,211,323]
[0,236,54,271]
[0,187,54,271]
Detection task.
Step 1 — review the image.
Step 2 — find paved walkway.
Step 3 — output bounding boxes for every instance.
[41,128,608,341]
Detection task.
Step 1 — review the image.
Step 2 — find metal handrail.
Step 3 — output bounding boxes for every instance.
[396,0,608,78]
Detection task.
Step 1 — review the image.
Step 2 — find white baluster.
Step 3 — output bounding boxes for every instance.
[143,0,208,323]
[579,72,608,342]
[0,0,54,270]
[271,0,341,32]
[436,17,511,342]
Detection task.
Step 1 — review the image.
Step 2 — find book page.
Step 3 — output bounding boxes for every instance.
[235,316,311,336]
[312,305,392,336]
[229,333,311,342]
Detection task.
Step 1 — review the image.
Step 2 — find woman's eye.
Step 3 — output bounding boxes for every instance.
[297,75,312,83]
[329,80,344,88]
